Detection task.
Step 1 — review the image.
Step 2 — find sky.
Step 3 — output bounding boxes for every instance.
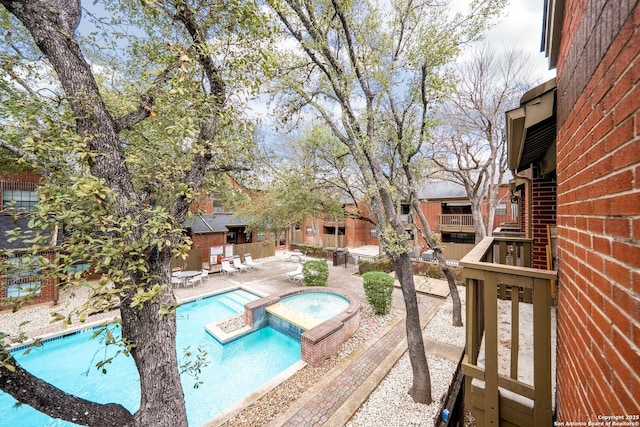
[475,0,557,81]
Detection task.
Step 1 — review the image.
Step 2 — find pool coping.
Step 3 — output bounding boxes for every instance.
[7,284,267,353]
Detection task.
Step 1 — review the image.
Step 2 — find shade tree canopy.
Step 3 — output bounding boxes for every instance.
[0,0,273,425]
[265,0,506,403]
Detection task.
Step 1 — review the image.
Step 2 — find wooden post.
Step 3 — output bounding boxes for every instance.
[484,271,499,425]
[510,285,520,379]
[533,277,553,424]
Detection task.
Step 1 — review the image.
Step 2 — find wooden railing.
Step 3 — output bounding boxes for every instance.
[460,236,556,427]
[439,214,475,232]
[493,224,525,238]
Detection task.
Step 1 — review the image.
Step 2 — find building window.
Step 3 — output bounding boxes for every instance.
[2,189,38,211]
[213,201,226,213]
[257,230,266,242]
[306,227,312,236]
[226,231,237,244]
[400,204,410,215]
[6,281,41,298]
[496,203,507,215]
[4,255,42,298]
[370,228,377,237]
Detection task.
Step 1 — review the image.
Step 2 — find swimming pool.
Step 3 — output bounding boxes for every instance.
[0,289,301,426]
[280,291,349,321]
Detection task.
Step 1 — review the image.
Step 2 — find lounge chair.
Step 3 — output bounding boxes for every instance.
[283,264,303,281]
[244,254,259,270]
[232,255,249,273]
[221,259,238,277]
[289,249,304,263]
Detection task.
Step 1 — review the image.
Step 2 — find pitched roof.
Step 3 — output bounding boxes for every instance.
[416,180,468,200]
[0,213,61,251]
[184,213,247,234]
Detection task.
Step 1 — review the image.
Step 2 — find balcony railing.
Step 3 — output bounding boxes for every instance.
[493,223,525,238]
[460,236,556,427]
[439,214,475,232]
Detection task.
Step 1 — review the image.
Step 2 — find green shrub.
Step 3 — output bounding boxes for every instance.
[359,258,394,275]
[362,271,394,314]
[302,260,329,287]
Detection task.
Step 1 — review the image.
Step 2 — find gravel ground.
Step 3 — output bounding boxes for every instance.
[345,297,465,427]
[1,285,110,344]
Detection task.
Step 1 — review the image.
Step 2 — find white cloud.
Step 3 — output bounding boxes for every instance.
[480,0,556,81]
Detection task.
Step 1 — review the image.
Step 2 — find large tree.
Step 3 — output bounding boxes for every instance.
[235,127,346,245]
[267,0,504,403]
[0,1,270,425]
[431,45,536,242]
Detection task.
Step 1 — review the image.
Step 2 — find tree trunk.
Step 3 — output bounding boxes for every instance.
[1,2,190,425]
[471,200,487,243]
[394,253,432,403]
[121,278,188,425]
[411,200,463,327]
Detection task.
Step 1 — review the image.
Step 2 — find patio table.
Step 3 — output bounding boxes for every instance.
[172,270,201,287]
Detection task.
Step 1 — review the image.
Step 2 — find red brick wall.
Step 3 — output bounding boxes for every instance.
[531,170,557,269]
[555,0,640,420]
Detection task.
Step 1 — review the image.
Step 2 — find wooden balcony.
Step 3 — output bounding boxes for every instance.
[439,214,475,233]
[460,237,556,427]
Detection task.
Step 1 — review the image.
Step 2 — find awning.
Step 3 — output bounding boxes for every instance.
[506,78,557,175]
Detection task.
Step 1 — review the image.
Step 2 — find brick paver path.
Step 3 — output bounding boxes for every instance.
[280,318,407,426]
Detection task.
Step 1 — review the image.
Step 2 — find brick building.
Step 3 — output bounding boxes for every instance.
[504,0,639,421]
[551,0,639,419]
[0,170,59,306]
[295,180,516,260]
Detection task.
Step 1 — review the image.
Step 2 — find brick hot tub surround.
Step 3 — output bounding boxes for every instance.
[244,286,360,366]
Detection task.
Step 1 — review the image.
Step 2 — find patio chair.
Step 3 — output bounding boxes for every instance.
[233,255,249,273]
[289,249,303,263]
[187,268,209,287]
[171,268,183,288]
[171,276,183,288]
[244,254,259,270]
[221,258,238,277]
[282,264,303,281]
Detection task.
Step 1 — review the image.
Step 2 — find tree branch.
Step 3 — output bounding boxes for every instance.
[0,352,133,426]
[0,139,25,157]
[113,64,177,133]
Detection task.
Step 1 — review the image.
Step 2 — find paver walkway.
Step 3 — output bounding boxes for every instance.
[266,298,453,427]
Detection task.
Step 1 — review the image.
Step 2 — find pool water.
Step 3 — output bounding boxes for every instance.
[0,290,301,426]
[280,292,349,321]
